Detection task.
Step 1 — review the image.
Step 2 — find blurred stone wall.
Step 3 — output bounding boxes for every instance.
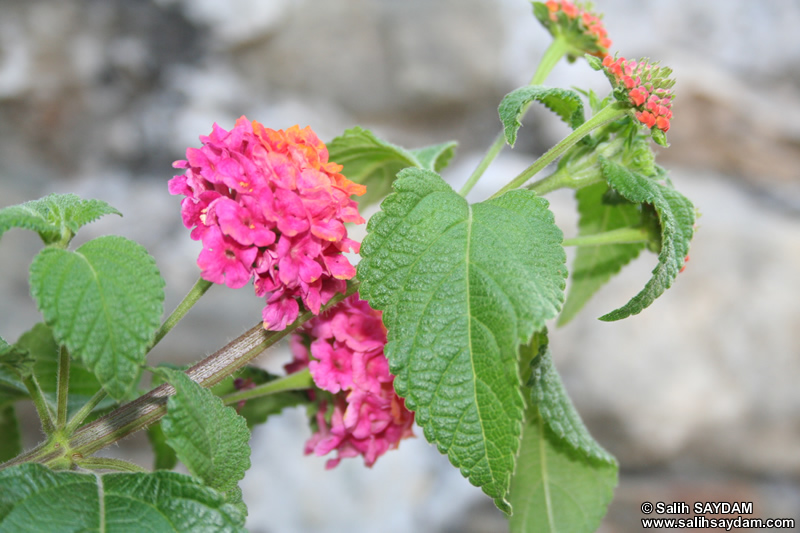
[1,1,799,532]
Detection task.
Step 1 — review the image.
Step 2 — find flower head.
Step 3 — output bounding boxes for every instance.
[600,54,675,138]
[287,294,415,469]
[170,117,366,330]
[535,1,612,59]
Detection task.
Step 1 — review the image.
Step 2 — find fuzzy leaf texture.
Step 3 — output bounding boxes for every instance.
[598,159,694,320]
[14,323,113,418]
[499,86,585,147]
[558,183,646,325]
[358,168,566,513]
[0,194,120,245]
[159,368,251,497]
[327,126,457,208]
[508,409,618,533]
[527,341,615,464]
[29,235,165,399]
[0,405,21,463]
[0,464,246,532]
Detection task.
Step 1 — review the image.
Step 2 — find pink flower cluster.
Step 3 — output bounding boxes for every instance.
[287,294,415,469]
[169,117,366,330]
[602,55,675,132]
[543,0,612,57]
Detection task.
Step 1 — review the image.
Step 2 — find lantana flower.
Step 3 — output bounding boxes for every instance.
[286,294,415,469]
[534,1,612,60]
[170,117,366,330]
[600,54,676,135]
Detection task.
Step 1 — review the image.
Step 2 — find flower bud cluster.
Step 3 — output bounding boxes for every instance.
[287,295,415,469]
[602,55,675,132]
[538,0,612,58]
[169,117,365,330]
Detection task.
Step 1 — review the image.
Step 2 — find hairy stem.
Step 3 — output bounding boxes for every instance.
[491,103,627,199]
[56,346,70,428]
[222,368,312,407]
[458,37,569,197]
[1,282,359,470]
[23,376,55,436]
[562,227,650,247]
[64,389,108,435]
[151,278,214,349]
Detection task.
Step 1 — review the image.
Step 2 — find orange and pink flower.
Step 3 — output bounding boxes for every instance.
[170,117,365,330]
[601,54,675,133]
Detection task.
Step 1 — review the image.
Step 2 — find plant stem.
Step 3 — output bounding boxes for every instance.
[222,368,312,407]
[151,278,213,349]
[490,102,627,199]
[78,457,148,473]
[529,37,569,86]
[1,281,360,470]
[56,346,70,428]
[23,376,55,435]
[64,389,108,435]
[458,37,569,198]
[562,227,649,247]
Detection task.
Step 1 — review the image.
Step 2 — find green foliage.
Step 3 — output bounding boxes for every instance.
[15,323,113,418]
[528,341,615,464]
[147,421,179,471]
[507,409,618,533]
[598,159,695,320]
[327,126,458,208]
[29,236,165,399]
[0,464,246,532]
[559,183,646,326]
[0,336,34,379]
[210,367,309,429]
[410,141,458,173]
[158,368,251,499]
[500,86,585,148]
[0,194,120,245]
[0,405,21,463]
[359,168,566,513]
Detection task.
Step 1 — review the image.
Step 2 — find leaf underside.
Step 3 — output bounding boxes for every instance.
[508,409,617,533]
[559,183,645,326]
[327,126,457,208]
[499,85,586,147]
[358,168,566,513]
[598,159,694,320]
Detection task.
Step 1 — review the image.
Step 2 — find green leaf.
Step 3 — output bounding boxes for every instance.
[0,194,120,245]
[508,408,617,533]
[358,168,567,513]
[0,464,246,532]
[0,404,21,463]
[598,159,694,320]
[558,183,646,326]
[499,86,585,147]
[0,336,34,379]
[210,367,309,429]
[409,141,458,172]
[147,422,179,471]
[327,126,458,208]
[15,323,113,418]
[29,236,165,399]
[528,344,615,465]
[158,368,251,497]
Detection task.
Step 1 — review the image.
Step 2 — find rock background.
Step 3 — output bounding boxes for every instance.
[1,0,799,531]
